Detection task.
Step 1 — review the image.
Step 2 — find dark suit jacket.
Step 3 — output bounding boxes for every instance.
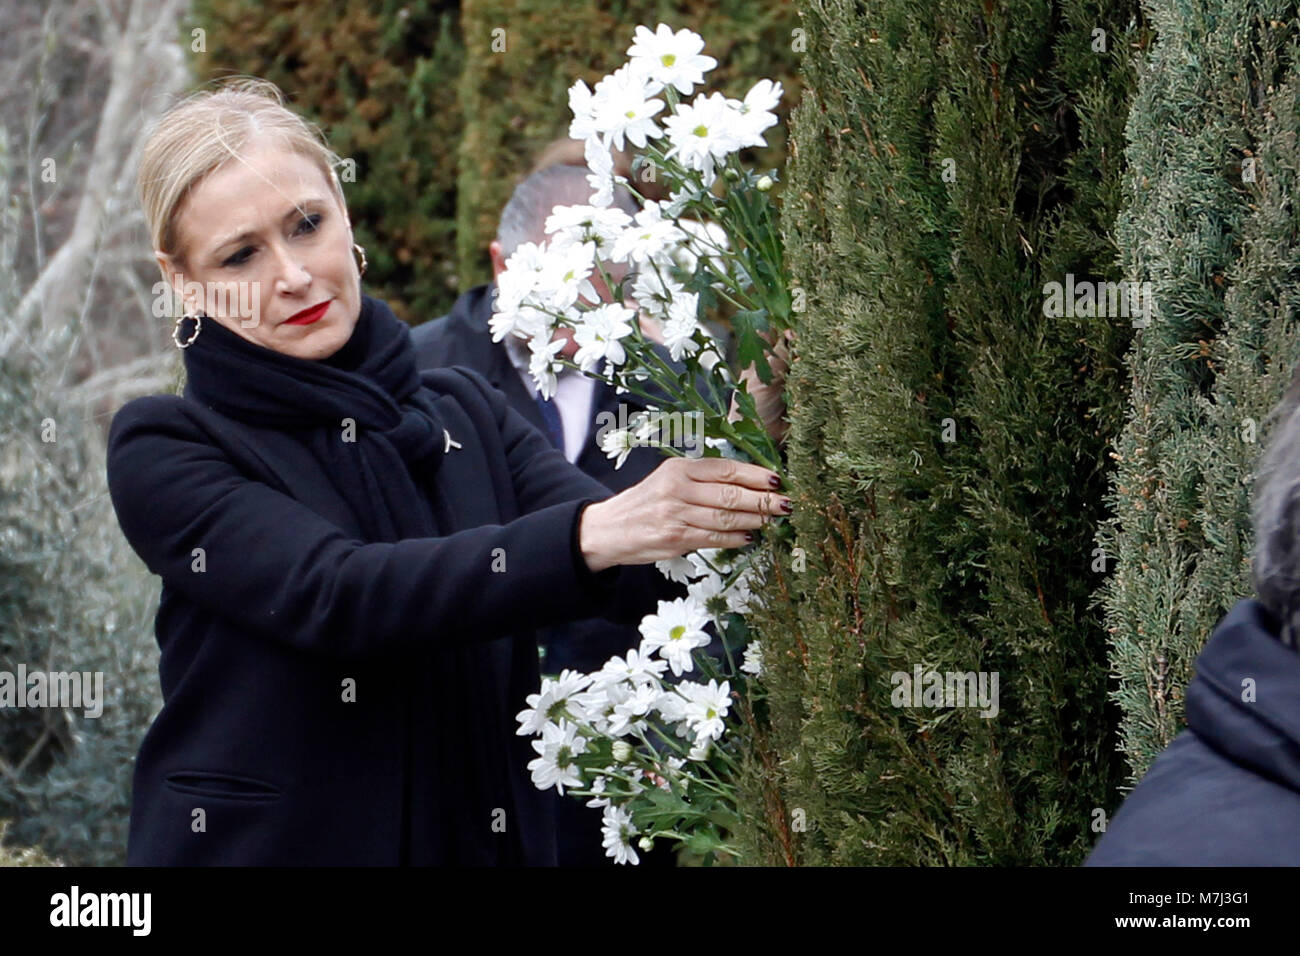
[411,283,701,675]
[106,363,681,865]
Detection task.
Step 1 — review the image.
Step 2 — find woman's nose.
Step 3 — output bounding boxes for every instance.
[270,242,311,292]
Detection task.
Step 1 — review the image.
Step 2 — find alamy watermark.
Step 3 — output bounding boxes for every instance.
[1042,273,1155,328]
[152,277,263,328]
[0,664,104,718]
[890,666,999,718]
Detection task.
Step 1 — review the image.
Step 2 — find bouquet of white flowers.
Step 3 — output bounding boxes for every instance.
[509,22,795,865]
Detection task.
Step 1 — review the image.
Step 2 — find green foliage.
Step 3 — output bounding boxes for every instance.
[191,0,466,321]
[1098,4,1300,782]
[735,0,1143,865]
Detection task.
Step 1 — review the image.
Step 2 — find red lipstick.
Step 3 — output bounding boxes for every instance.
[284,299,332,325]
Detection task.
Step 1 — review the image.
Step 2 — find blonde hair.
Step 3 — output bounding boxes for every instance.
[138,77,347,272]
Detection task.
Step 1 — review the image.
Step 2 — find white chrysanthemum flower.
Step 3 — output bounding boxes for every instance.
[592,644,669,689]
[673,218,730,276]
[726,78,783,149]
[584,135,617,208]
[626,23,717,96]
[585,772,611,809]
[545,204,632,258]
[740,640,764,677]
[599,410,657,466]
[538,241,599,312]
[601,804,640,865]
[527,719,588,795]
[639,596,712,676]
[495,241,553,312]
[591,63,664,153]
[655,686,688,725]
[655,554,697,584]
[581,680,626,737]
[600,426,636,470]
[689,548,734,578]
[629,266,684,318]
[573,302,636,374]
[610,681,660,736]
[516,669,594,735]
[528,336,566,400]
[611,202,687,267]
[676,678,732,743]
[725,562,764,615]
[488,302,550,346]
[663,91,744,186]
[686,569,726,619]
[662,292,702,362]
[663,184,702,219]
[687,739,712,762]
[613,365,653,397]
[703,435,733,455]
[568,78,600,143]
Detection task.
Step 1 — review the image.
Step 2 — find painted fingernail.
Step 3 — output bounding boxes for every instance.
[744,531,755,542]
[781,498,793,514]
[769,475,781,489]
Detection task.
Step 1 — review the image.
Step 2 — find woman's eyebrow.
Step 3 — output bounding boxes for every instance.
[211,196,330,252]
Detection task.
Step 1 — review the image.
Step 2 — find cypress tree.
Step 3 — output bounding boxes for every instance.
[1098,2,1300,782]
[737,0,1144,865]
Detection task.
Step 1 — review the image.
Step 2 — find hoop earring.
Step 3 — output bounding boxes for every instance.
[353,243,368,276]
[173,308,202,349]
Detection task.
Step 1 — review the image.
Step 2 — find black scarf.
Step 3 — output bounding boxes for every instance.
[181,294,448,543]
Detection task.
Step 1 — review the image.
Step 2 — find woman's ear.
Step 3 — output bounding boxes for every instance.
[155,250,194,313]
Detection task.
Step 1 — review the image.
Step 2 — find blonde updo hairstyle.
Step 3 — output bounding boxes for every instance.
[138,78,349,297]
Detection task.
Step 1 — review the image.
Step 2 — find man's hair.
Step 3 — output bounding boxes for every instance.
[496,164,639,259]
[1252,363,1300,646]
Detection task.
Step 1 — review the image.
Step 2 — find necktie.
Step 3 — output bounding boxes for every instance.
[534,391,565,452]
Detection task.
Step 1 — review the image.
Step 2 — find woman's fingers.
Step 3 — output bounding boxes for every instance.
[677,480,790,518]
[679,456,782,492]
[674,502,777,535]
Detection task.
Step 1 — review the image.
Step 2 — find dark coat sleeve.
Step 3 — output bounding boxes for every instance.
[450,365,689,627]
[105,390,650,663]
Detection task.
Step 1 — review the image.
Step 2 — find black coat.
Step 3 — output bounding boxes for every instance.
[410,282,696,675]
[1087,598,1300,865]
[106,324,680,865]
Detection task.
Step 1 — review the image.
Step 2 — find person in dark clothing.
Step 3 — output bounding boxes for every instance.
[1087,365,1300,866]
[109,78,789,866]
[411,163,772,865]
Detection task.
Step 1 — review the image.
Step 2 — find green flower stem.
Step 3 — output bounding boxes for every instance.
[636,720,740,798]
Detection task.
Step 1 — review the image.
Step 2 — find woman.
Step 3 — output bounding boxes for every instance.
[108,79,788,865]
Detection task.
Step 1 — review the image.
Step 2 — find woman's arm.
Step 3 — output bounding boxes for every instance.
[106,394,627,663]
[451,365,689,622]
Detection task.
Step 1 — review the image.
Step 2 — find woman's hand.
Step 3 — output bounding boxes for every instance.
[578,457,789,572]
[728,327,795,445]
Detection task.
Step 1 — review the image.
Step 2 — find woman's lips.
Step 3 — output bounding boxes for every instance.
[284,300,332,325]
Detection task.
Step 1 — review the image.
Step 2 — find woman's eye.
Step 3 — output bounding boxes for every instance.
[295,213,323,235]
[224,247,253,267]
